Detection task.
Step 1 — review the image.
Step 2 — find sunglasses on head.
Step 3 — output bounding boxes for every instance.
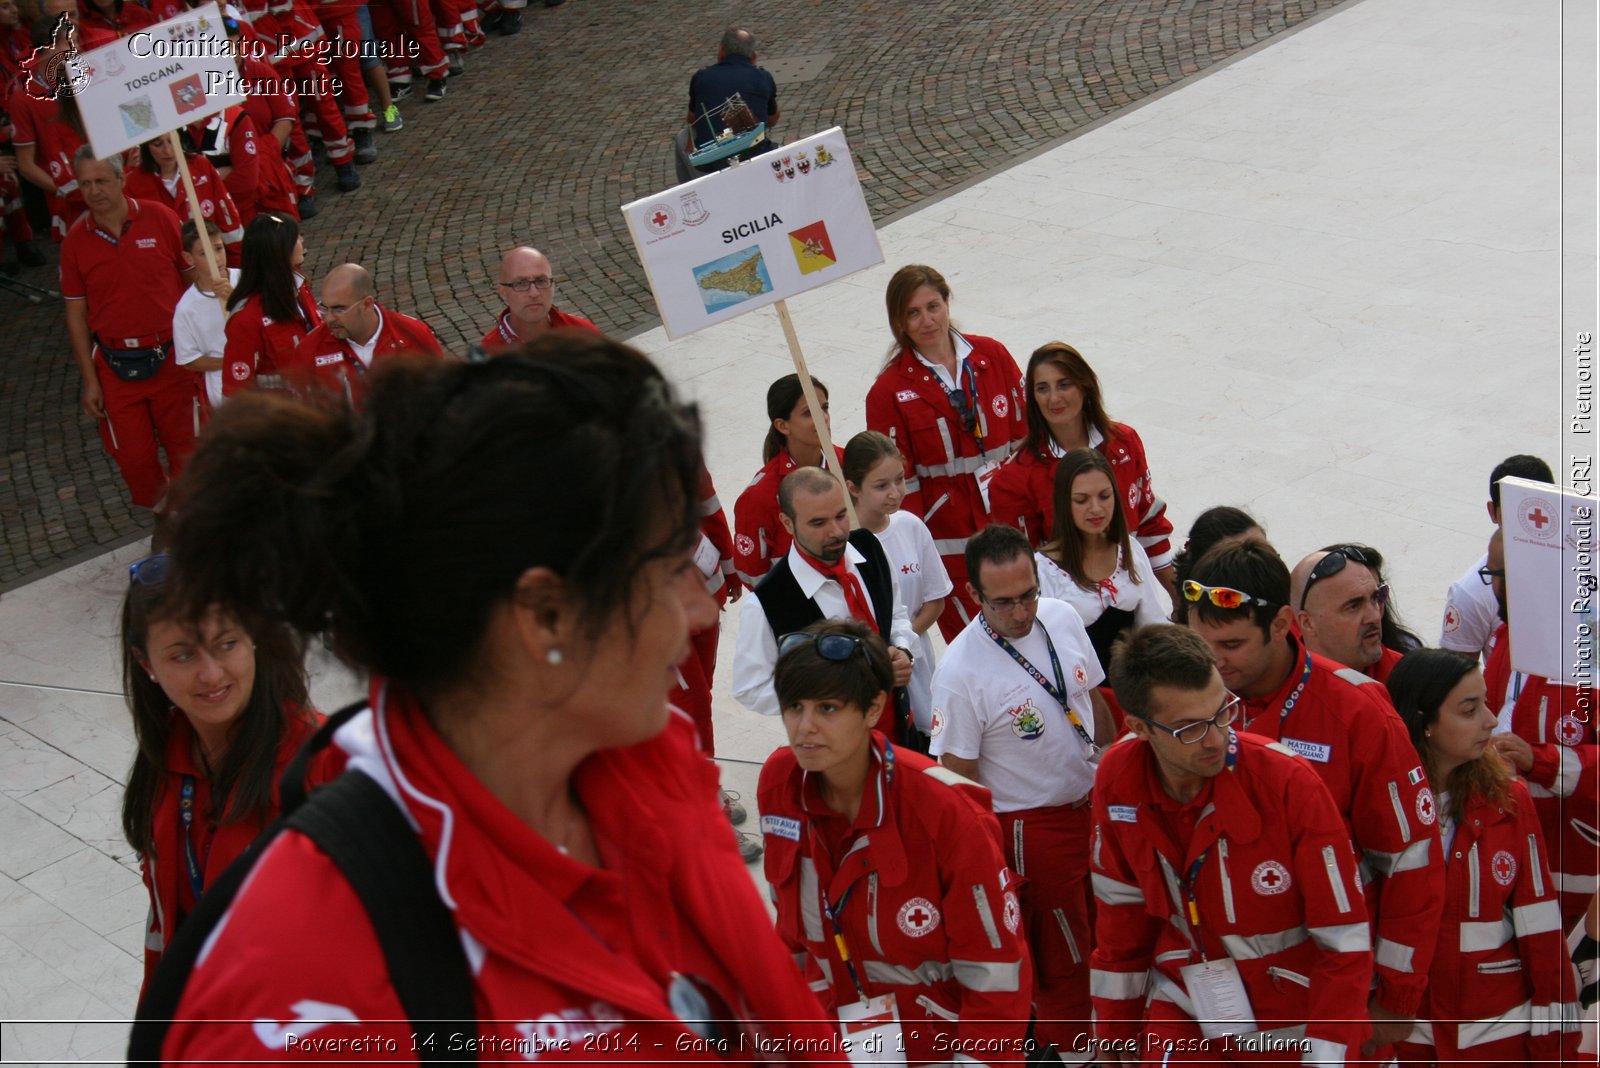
[1299,545,1374,610]
[1181,580,1276,610]
[778,631,865,662]
[128,553,171,586]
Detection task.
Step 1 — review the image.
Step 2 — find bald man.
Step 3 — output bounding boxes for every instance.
[1292,545,1399,683]
[286,263,445,402]
[480,246,598,356]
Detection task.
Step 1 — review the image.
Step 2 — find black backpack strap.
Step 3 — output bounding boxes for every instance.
[129,765,477,1063]
[288,771,478,1061]
[279,698,370,814]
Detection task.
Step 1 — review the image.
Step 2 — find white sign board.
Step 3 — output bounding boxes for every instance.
[1501,475,1597,684]
[74,5,244,160]
[621,127,882,339]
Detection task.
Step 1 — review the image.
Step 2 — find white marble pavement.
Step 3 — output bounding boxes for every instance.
[0,0,1591,1061]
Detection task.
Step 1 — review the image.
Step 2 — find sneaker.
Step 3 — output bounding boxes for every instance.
[496,9,521,34]
[335,162,362,191]
[381,104,404,132]
[447,50,465,77]
[297,192,318,219]
[478,9,501,32]
[310,139,329,169]
[720,789,748,826]
[424,77,446,102]
[352,127,378,164]
[735,830,762,864]
[390,80,414,101]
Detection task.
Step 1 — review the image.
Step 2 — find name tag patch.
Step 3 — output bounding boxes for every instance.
[314,353,344,366]
[896,390,918,402]
[760,814,801,841]
[1281,737,1332,764]
[1108,805,1139,824]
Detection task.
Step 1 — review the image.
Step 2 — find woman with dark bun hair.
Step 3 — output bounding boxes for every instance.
[866,264,1027,641]
[156,335,834,1061]
[221,211,319,396]
[732,372,843,588]
[1168,506,1263,624]
[1387,649,1580,1064]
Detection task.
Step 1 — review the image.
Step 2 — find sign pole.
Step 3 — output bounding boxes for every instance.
[166,129,226,311]
[773,298,858,529]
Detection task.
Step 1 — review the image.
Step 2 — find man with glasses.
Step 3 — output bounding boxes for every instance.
[480,246,597,356]
[1090,623,1373,1064]
[1291,544,1400,683]
[1183,536,1443,1057]
[287,263,443,402]
[929,523,1111,1058]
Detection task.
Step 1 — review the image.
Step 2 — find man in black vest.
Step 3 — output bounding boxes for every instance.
[733,467,916,721]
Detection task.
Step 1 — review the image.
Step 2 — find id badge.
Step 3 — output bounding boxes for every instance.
[1178,957,1257,1040]
[974,457,1002,513]
[692,532,721,579]
[837,994,904,1065]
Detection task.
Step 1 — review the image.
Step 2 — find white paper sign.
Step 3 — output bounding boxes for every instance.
[1500,475,1597,684]
[73,5,244,159]
[621,127,883,339]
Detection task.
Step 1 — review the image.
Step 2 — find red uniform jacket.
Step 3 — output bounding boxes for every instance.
[11,93,86,239]
[1090,730,1373,1062]
[284,305,445,403]
[731,447,846,588]
[163,681,835,1062]
[77,0,159,37]
[139,705,341,999]
[1493,641,1600,930]
[480,307,600,354]
[222,278,321,395]
[123,156,245,262]
[1399,780,1581,1062]
[1238,637,1445,1017]
[986,424,1174,568]
[759,735,1032,1066]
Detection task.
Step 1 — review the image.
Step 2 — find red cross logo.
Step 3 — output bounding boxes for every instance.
[1491,849,1517,887]
[651,210,669,228]
[1415,789,1436,826]
[901,564,913,574]
[1529,508,1550,529]
[1558,713,1585,747]
[644,204,676,234]
[1251,860,1291,895]
[1520,499,1559,539]
[896,896,940,937]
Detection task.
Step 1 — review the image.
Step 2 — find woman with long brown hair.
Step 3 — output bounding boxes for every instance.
[865,264,1026,640]
[732,372,841,588]
[1034,447,1167,675]
[1387,649,1580,1064]
[988,341,1175,596]
[120,552,337,1001]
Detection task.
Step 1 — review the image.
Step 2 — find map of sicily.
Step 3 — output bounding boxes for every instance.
[693,247,773,314]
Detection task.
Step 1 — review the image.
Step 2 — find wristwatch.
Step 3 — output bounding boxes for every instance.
[894,645,915,666]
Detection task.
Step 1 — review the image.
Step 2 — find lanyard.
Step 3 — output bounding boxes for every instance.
[178,774,211,903]
[956,357,986,449]
[981,616,1096,752]
[1245,647,1314,733]
[496,311,519,347]
[808,741,895,1005]
[1174,732,1240,961]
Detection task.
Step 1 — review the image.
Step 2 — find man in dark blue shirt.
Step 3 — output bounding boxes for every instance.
[684,27,780,170]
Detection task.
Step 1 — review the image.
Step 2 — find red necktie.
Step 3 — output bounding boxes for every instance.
[796,546,880,634]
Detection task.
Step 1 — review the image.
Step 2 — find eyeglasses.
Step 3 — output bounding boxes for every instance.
[1134,694,1242,745]
[128,553,171,585]
[778,631,865,662]
[981,586,1040,612]
[946,386,977,434]
[316,301,360,317]
[1478,566,1505,586]
[1299,545,1374,610]
[1181,580,1277,610]
[498,276,554,292]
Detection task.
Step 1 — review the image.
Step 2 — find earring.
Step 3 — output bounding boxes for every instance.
[148,673,157,682]
[1425,729,1432,738]
[546,648,563,666]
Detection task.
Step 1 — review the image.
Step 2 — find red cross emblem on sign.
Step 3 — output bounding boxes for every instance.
[1529,508,1550,529]
[1491,849,1517,887]
[651,210,669,228]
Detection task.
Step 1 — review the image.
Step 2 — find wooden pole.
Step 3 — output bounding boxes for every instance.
[166,129,227,311]
[773,298,858,529]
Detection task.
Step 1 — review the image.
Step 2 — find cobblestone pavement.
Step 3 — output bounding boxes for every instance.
[0,0,1350,590]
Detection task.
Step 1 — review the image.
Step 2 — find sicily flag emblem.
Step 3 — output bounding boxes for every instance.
[788,221,837,275]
